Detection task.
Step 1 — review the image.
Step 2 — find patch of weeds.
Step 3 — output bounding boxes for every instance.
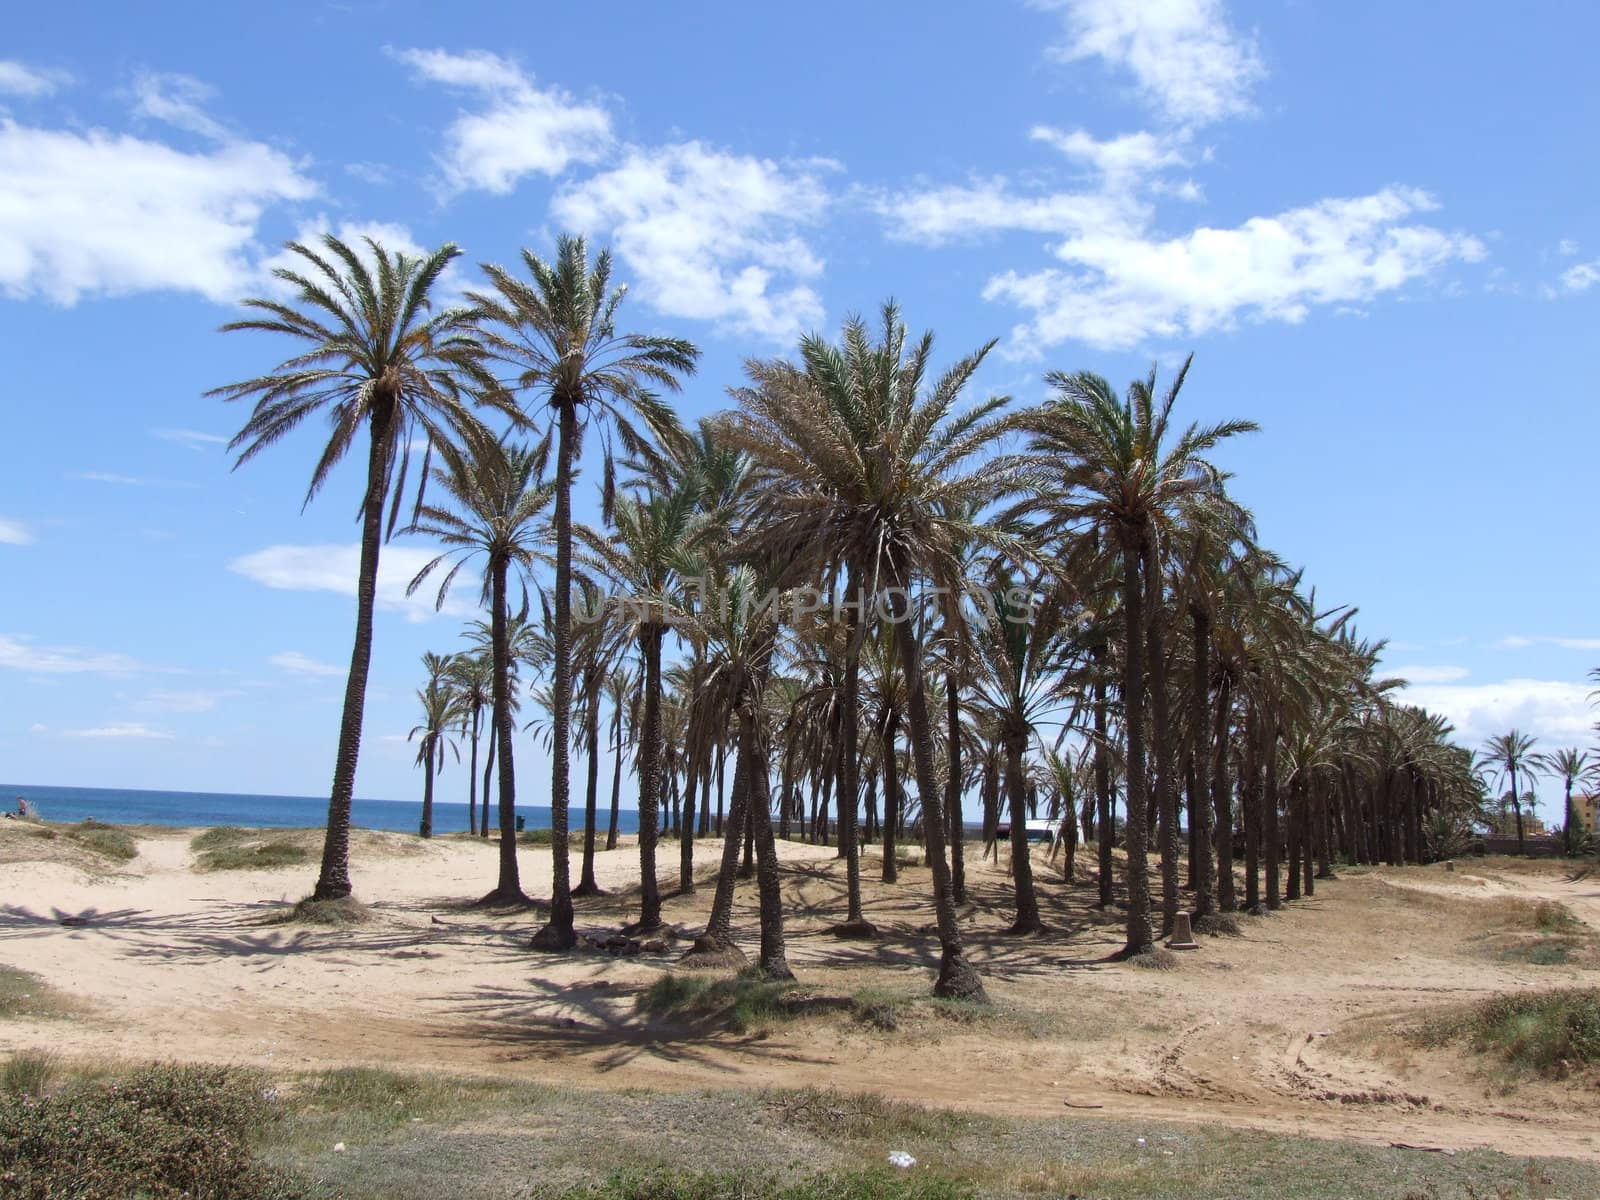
[536,1167,972,1200]
[0,1062,309,1199]
[637,973,795,1033]
[268,896,374,927]
[760,1088,980,1146]
[0,965,74,1020]
[2,1051,61,1097]
[1130,947,1179,970]
[849,988,903,1032]
[199,842,309,872]
[62,819,137,862]
[518,827,554,846]
[1413,988,1600,1079]
[1193,912,1242,936]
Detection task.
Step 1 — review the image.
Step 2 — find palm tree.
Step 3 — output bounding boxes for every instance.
[1535,747,1594,855]
[578,484,712,931]
[1477,730,1540,855]
[1012,357,1256,955]
[469,235,699,949]
[409,652,462,838]
[446,651,493,836]
[212,234,511,901]
[604,666,639,851]
[408,436,554,907]
[726,302,1016,1000]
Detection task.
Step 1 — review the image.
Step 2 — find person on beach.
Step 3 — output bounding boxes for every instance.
[14,797,27,818]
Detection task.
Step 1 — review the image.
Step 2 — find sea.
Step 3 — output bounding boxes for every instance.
[0,783,640,835]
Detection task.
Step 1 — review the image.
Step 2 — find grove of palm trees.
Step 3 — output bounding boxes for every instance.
[216,229,1548,986]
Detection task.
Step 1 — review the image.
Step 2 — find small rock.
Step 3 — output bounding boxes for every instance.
[887,1151,916,1169]
[333,1143,346,1153]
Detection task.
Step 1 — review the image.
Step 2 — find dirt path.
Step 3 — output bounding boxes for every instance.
[3,826,1597,1160]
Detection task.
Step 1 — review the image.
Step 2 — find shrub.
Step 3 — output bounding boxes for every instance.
[1416,988,1600,1079]
[0,1063,309,1199]
[63,820,137,862]
[518,827,554,845]
[198,841,309,872]
[1,1052,60,1098]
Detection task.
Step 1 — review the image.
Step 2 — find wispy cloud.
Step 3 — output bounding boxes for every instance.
[61,721,175,741]
[0,516,33,546]
[270,650,345,678]
[0,60,72,98]
[1496,635,1600,652]
[152,427,229,451]
[69,471,202,488]
[0,634,138,675]
[1382,664,1469,684]
[130,72,230,141]
[230,543,479,623]
[134,688,238,714]
[391,47,612,196]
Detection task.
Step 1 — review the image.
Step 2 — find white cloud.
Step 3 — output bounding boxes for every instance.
[62,722,175,741]
[0,634,138,675]
[345,161,392,185]
[0,61,71,98]
[1558,238,1579,257]
[230,543,480,623]
[1399,678,1594,747]
[0,516,32,545]
[392,47,612,195]
[972,186,1482,352]
[131,72,230,141]
[0,116,316,304]
[553,141,832,342]
[1383,664,1469,684]
[1558,259,1600,293]
[1496,634,1600,652]
[135,688,237,714]
[1034,0,1264,126]
[69,471,200,488]
[270,650,345,678]
[1030,125,1189,184]
[877,176,1136,245]
[153,428,229,450]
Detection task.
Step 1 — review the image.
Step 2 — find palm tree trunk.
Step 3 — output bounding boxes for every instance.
[535,397,579,947]
[946,670,966,904]
[311,407,392,901]
[886,586,984,1000]
[1188,607,1216,919]
[690,723,753,961]
[1142,533,1178,936]
[606,707,623,851]
[748,731,793,980]
[1264,712,1281,909]
[881,709,900,884]
[834,568,868,930]
[481,738,494,839]
[467,707,481,837]
[1510,764,1525,854]
[485,555,526,904]
[1093,645,1114,910]
[635,623,665,930]
[678,739,700,895]
[420,744,435,839]
[1212,673,1236,911]
[577,673,602,896]
[1118,528,1154,956]
[739,791,755,879]
[1005,723,1043,934]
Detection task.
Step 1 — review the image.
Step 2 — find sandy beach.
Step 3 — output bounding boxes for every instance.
[4,819,1599,1166]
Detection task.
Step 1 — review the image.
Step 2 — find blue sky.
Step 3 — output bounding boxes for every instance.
[1,0,1596,815]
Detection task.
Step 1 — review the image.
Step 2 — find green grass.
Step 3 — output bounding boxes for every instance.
[517,827,554,845]
[10,1061,1594,1200]
[1414,987,1600,1079]
[0,965,74,1020]
[2,1051,61,1097]
[192,826,312,871]
[534,1168,972,1199]
[61,819,137,862]
[637,973,797,1033]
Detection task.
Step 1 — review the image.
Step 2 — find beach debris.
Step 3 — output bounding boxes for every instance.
[887,1151,916,1169]
[640,939,668,954]
[430,916,448,925]
[582,932,643,956]
[1062,1100,1104,1109]
[1389,1142,1455,1155]
[333,1143,346,1153]
[1136,1137,1147,1146]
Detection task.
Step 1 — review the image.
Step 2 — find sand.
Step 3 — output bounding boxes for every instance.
[3,820,1599,1161]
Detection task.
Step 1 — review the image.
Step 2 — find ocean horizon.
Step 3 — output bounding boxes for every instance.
[0,782,641,835]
